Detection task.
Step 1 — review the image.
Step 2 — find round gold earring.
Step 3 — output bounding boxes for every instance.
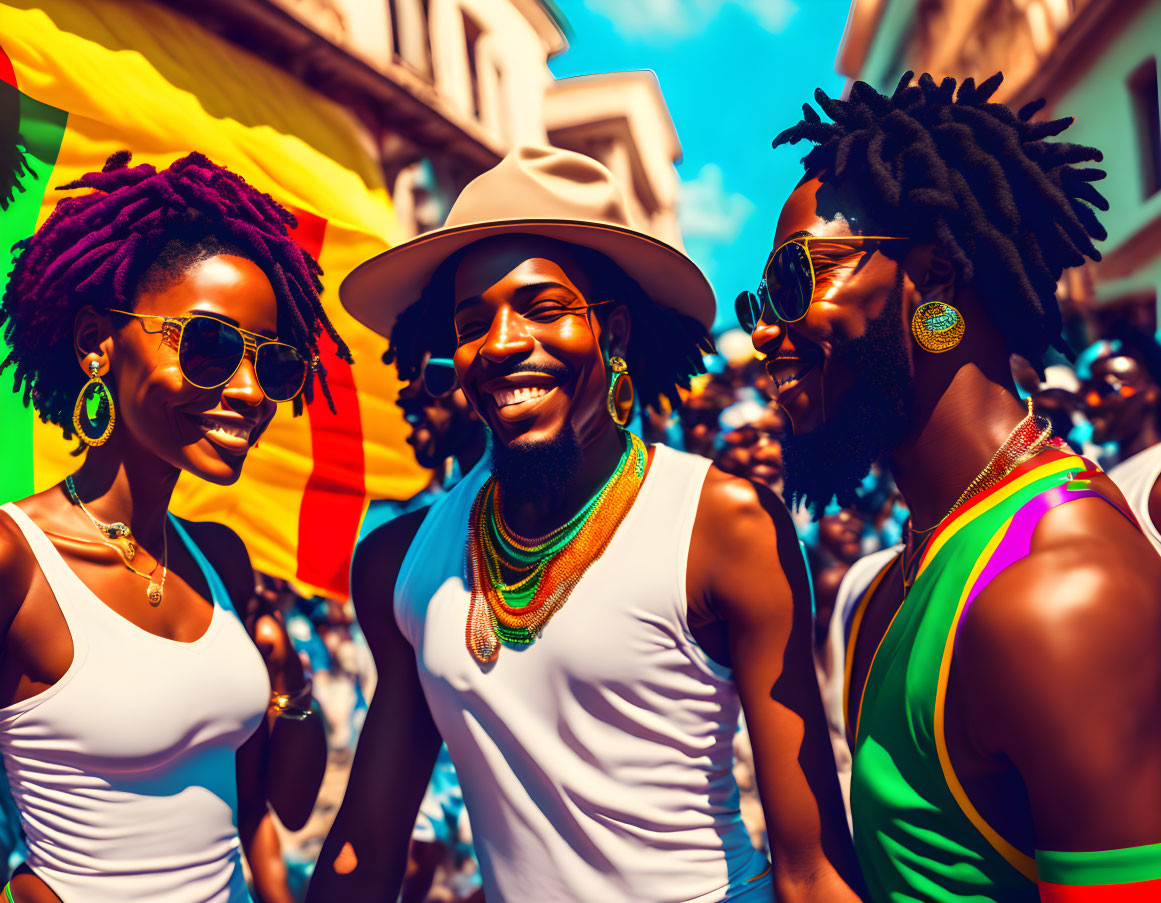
[73,359,116,446]
[606,356,634,428]
[911,300,965,353]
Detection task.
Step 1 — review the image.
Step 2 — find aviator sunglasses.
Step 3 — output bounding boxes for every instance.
[110,310,309,402]
[735,235,908,331]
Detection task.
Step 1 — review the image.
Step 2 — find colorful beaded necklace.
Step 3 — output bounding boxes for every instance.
[465,432,647,663]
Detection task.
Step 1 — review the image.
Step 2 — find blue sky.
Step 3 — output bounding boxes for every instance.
[549,0,852,331]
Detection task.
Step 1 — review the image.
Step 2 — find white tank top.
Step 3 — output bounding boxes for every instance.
[1107,443,1161,554]
[395,445,774,903]
[0,502,269,902]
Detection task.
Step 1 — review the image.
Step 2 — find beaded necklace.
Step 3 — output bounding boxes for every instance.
[466,433,647,663]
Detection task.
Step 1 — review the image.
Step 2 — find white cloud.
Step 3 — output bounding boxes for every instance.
[678,163,755,243]
[584,0,797,42]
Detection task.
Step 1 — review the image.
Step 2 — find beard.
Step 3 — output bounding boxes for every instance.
[782,273,912,518]
[489,422,582,506]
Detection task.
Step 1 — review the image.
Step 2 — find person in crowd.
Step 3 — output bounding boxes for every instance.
[309,145,861,903]
[376,298,490,903]
[1083,332,1161,553]
[715,403,785,494]
[0,151,332,901]
[359,291,488,538]
[743,72,1161,900]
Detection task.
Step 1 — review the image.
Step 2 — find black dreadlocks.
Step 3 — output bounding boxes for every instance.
[773,71,1108,370]
[1,150,351,436]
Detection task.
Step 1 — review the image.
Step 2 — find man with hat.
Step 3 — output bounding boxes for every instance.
[308,146,862,902]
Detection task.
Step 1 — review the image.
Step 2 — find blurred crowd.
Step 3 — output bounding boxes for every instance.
[239,319,1161,902]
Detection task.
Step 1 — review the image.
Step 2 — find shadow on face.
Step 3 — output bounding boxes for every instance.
[95,254,283,485]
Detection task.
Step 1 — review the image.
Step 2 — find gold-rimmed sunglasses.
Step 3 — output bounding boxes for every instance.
[109,309,308,402]
[736,235,909,330]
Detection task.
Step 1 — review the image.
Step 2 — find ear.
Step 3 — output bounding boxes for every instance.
[905,243,956,304]
[605,304,631,360]
[73,306,116,376]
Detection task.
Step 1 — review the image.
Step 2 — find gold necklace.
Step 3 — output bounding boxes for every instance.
[902,398,1053,588]
[64,475,168,605]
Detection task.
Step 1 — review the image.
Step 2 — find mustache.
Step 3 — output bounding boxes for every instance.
[480,362,571,381]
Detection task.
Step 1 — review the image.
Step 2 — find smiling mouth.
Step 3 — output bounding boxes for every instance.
[493,385,551,408]
[191,414,255,453]
[768,358,818,396]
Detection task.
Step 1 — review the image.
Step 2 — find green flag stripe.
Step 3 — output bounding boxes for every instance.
[0,89,67,505]
[1036,842,1161,886]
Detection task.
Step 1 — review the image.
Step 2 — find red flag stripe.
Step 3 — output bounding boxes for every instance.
[0,44,16,88]
[1038,878,1161,902]
[287,210,366,596]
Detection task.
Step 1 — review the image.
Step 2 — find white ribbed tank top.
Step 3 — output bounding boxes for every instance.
[395,445,774,903]
[1107,443,1161,554]
[0,503,269,902]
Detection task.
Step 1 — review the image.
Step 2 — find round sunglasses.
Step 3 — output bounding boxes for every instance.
[736,235,908,331]
[110,309,309,402]
[422,356,458,398]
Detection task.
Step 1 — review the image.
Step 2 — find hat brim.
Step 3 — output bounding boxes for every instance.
[339,218,716,338]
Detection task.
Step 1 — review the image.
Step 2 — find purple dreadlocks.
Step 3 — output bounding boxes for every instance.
[773,71,1108,370]
[1,150,351,435]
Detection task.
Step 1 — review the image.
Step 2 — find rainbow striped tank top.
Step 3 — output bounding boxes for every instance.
[845,453,1136,901]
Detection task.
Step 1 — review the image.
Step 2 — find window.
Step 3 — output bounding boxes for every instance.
[462,11,483,119]
[1129,57,1161,199]
[388,0,432,76]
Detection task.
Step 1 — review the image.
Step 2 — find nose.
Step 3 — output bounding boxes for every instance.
[397,378,422,406]
[478,305,534,364]
[750,318,786,356]
[222,357,265,407]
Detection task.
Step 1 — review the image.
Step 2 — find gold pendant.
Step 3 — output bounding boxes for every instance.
[103,523,136,561]
[146,583,163,606]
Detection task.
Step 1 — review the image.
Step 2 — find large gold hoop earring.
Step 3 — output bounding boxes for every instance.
[911,300,965,353]
[73,359,115,446]
[606,356,634,428]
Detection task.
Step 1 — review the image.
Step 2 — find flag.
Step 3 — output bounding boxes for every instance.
[0,0,429,597]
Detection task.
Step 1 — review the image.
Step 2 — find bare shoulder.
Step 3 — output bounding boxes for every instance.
[0,507,36,631]
[351,506,431,643]
[694,464,799,550]
[690,464,807,624]
[958,488,1161,751]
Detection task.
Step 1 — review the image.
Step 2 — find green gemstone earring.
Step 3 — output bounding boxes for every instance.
[73,359,116,446]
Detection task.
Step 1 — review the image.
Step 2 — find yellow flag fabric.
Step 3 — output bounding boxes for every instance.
[0,0,429,597]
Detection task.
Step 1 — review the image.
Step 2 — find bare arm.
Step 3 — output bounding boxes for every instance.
[689,469,864,902]
[962,495,1161,855]
[306,508,443,902]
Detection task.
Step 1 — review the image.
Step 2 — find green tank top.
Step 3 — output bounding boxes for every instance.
[846,453,1135,901]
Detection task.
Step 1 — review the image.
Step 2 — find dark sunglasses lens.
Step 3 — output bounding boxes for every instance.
[179,317,245,388]
[255,343,307,401]
[769,242,813,321]
[424,362,457,398]
[735,291,761,332]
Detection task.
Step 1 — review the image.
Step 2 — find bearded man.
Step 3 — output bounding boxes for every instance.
[307,146,862,903]
[741,72,1161,901]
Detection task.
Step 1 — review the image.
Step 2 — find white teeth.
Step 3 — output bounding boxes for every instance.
[493,385,548,407]
[195,415,251,441]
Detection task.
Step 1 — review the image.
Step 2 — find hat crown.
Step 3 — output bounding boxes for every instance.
[444,145,639,232]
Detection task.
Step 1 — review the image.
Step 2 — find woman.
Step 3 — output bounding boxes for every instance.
[0,151,341,901]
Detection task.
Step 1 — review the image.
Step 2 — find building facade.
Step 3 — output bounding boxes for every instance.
[168,0,684,243]
[837,0,1161,339]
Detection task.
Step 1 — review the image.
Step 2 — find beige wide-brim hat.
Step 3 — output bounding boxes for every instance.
[340,145,716,337]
